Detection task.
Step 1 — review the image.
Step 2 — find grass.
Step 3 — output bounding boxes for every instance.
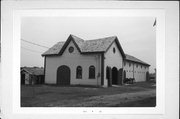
[21,82,156,107]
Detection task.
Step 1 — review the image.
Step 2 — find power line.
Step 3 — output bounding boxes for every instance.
[21,39,49,49]
[21,46,43,54]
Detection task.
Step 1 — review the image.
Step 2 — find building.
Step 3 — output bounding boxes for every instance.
[42,34,150,87]
[21,67,45,85]
[123,54,150,82]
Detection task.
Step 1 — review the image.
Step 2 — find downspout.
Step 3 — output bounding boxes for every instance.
[96,54,101,86]
[101,53,104,86]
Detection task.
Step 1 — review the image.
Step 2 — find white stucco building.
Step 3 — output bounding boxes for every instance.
[42,34,150,87]
[123,55,150,82]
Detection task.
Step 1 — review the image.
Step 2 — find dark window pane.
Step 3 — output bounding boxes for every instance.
[76,66,82,79]
[89,65,95,79]
[113,47,116,53]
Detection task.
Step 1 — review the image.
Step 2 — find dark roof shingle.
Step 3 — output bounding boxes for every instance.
[71,35,84,48]
[81,36,116,52]
[41,35,149,66]
[42,35,118,55]
[42,41,65,56]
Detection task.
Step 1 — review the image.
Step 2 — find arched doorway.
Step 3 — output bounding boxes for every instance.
[106,66,112,87]
[57,65,71,85]
[118,68,123,85]
[112,67,118,85]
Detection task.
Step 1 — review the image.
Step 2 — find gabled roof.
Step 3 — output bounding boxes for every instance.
[125,54,150,66]
[42,42,65,56]
[81,36,115,53]
[42,34,126,58]
[21,67,44,75]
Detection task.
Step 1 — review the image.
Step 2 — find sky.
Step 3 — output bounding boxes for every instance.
[21,17,156,73]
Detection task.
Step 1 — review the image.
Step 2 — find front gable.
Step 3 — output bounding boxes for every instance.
[105,41,123,60]
[104,40,124,69]
[105,37,125,59]
[60,38,81,57]
[58,35,82,55]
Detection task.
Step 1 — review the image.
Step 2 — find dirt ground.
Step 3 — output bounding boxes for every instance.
[21,82,156,107]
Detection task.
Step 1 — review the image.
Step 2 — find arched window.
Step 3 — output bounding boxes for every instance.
[76,66,82,79]
[89,65,95,79]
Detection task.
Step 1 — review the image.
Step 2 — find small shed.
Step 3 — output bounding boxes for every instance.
[21,67,44,85]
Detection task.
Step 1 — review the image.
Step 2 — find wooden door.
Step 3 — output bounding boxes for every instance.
[57,65,71,85]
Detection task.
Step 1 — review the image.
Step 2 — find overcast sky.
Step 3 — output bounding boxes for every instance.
[21,17,156,73]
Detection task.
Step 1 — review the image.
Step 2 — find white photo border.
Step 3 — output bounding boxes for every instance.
[12,9,165,114]
[3,1,179,119]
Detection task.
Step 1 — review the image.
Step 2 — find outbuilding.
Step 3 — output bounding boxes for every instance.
[21,67,45,85]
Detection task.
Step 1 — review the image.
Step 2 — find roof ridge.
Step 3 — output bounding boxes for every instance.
[57,41,65,43]
[42,35,125,57]
[85,35,117,42]
[125,54,150,66]
[70,34,85,42]
[126,54,143,61]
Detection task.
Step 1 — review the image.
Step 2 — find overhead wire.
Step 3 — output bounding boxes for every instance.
[21,46,43,54]
[21,38,49,54]
[21,39,49,49]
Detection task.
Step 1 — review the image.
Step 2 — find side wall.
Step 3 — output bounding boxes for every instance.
[45,41,101,86]
[104,41,123,87]
[123,61,149,82]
